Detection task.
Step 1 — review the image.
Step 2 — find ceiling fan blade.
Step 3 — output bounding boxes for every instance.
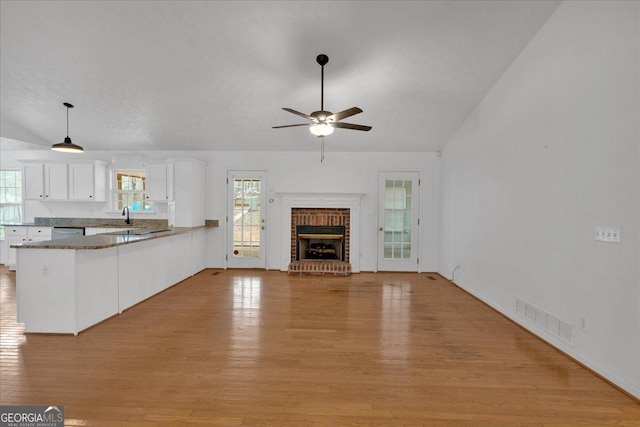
[329,107,363,122]
[282,108,311,120]
[333,122,372,131]
[272,123,310,129]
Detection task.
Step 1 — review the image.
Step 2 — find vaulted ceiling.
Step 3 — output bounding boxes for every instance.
[0,0,560,153]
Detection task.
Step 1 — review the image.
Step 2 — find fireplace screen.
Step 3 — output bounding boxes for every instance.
[296,225,345,261]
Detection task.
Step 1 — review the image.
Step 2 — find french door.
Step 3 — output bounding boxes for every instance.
[377,172,420,272]
[227,171,267,269]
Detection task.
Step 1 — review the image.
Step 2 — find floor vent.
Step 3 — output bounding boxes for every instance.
[427,276,437,281]
[515,298,573,345]
[210,271,220,276]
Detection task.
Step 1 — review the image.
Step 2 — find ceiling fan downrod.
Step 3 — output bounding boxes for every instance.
[317,54,329,112]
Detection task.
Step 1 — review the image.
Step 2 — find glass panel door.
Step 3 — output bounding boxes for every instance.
[377,172,419,271]
[227,171,266,269]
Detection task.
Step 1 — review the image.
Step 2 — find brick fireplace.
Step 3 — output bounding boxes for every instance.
[290,210,350,274]
[291,210,349,261]
[279,193,363,274]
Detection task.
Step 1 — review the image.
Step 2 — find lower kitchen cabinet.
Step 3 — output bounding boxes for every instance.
[6,226,52,270]
[118,232,193,311]
[14,228,208,333]
[16,247,119,334]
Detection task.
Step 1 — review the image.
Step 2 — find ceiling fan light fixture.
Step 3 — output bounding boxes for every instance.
[52,102,84,153]
[310,123,334,137]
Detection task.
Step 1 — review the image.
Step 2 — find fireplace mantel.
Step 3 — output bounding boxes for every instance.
[279,193,363,272]
[277,193,365,207]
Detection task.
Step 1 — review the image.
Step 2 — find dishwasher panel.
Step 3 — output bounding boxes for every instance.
[52,227,85,240]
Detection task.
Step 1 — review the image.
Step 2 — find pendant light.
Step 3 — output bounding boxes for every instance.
[51,102,84,153]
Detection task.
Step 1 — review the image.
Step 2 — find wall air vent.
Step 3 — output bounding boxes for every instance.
[515,298,574,345]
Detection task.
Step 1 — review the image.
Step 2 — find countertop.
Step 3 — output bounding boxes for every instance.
[4,223,134,228]
[11,225,213,250]
[3,217,219,229]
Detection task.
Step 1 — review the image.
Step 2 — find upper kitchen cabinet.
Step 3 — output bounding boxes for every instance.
[146,162,174,202]
[24,163,68,200]
[22,161,107,201]
[69,161,107,201]
[23,163,45,200]
[171,159,206,227]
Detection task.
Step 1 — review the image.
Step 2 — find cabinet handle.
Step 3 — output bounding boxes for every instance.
[89,195,93,198]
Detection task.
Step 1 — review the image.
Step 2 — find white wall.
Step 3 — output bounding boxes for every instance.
[439,1,639,399]
[1,149,441,272]
[203,150,440,271]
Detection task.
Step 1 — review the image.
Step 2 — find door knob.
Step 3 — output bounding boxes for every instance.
[379,227,384,231]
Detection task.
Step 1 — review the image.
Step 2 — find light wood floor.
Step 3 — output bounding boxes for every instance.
[1,266,638,426]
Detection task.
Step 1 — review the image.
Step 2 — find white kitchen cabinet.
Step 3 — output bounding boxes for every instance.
[146,162,174,201]
[166,162,174,201]
[14,227,209,333]
[172,159,206,227]
[68,161,107,201]
[16,247,119,334]
[28,226,52,242]
[23,163,45,200]
[5,227,26,269]
[22,163,68,200]
[44,163,69,200]
[6,226,52,270]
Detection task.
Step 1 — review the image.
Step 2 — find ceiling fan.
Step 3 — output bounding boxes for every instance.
[273,54,372,162]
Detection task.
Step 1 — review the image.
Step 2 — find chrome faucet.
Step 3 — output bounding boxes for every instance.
[122,206,131,224]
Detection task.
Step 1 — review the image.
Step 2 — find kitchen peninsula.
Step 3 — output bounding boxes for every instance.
[12,222,217,334]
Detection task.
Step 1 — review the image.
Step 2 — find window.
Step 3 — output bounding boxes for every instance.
[0,170,23,239]
[113,170,153,211]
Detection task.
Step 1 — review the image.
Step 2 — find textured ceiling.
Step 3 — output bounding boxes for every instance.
[0,0,560,153]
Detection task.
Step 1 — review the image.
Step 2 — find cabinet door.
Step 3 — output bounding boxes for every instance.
[5,227,27,269]
[166,162,174,201]
[44,164,68,200]
[69,163,95,200]
[23,164,44,200]
[27,227,52,242]
[146,163,167,201]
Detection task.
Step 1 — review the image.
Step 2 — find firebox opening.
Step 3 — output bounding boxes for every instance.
[296,225,346,261]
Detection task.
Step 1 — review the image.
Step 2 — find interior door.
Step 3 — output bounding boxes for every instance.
[377,172,420,272]
[227,171,267,269]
